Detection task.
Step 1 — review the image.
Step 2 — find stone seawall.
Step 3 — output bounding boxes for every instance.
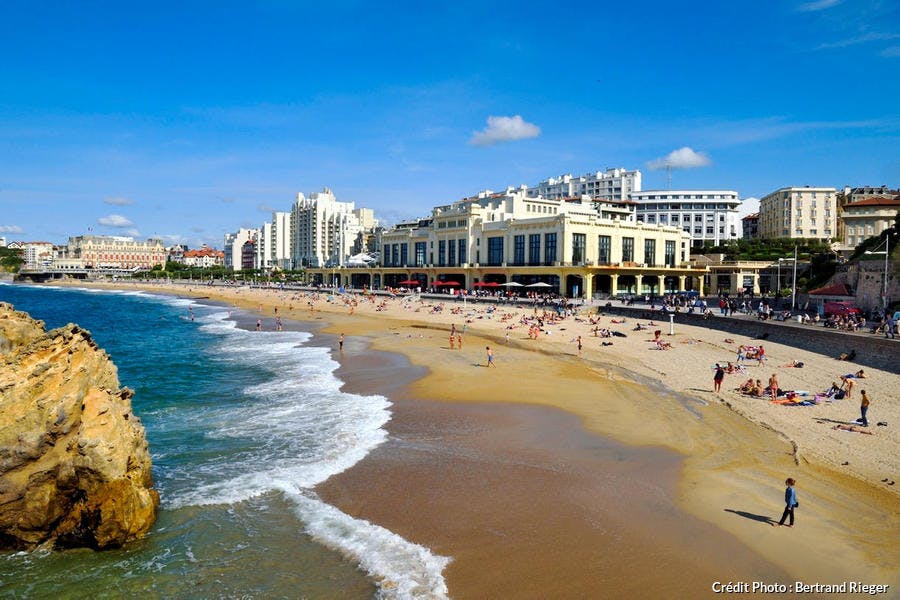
[598,303,899,374]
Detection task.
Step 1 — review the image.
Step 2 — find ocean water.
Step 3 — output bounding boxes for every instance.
[0,283,449,599]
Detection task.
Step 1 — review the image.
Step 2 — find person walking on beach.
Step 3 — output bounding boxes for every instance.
[456,334,462,350]
[486,346,495,367]
[857,390,870,427]
[339,333,344,352]
[776,478,798,527]
[757,345,766,366]
[713,363,725,393]
[577,335,583,357]
[256,319,262,331]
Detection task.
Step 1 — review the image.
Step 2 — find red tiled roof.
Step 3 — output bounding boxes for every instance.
[843,196,900,208]
[741,213,759,220]
[809,283,852,296]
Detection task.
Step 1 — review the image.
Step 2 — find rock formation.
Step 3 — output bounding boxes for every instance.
[0,302,159,549]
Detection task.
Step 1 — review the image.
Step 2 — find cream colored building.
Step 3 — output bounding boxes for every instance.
[355,188,699,298]
[758,186,837,240]
[63,235,166,270]
[841,196,900,249]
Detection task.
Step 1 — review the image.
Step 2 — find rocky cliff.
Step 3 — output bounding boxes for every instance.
[0,302,159,549]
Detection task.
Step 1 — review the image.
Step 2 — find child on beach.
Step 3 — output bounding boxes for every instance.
[486,346,495,367]
[775,478,799,527]
[713,364,725,393]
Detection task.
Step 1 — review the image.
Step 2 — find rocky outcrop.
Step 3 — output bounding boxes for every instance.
[0,302,159,550]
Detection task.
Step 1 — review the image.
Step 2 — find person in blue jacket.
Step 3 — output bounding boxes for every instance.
[777,478,798,527]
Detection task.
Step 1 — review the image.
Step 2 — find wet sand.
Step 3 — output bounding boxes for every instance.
[320,343,792,598]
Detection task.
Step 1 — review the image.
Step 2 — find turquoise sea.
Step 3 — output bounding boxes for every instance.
[0,284,449,599]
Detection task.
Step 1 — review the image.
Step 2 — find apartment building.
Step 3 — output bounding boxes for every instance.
[841,196,900,248]
[224,228,259,270]
[757,186,837,240]
[290,188,375,268]
[526,168,641,202]
[630,189,742,248]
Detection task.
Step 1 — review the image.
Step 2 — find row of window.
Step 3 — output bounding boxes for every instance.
[636,203,734,210]
[636,195,735,201]
[639,214,727,224]
[382,235,678,267]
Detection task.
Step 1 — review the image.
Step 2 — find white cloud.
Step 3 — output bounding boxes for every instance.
[470,115,541,147]
[881,46,900,57]
[258,203,275,213]
[124,228,141,237]
[816,31,900,50]
[104,196,134,206]
[647,147,712,170]
[797,0,841,12]
[98,214,134,227]
[0,225,24,233]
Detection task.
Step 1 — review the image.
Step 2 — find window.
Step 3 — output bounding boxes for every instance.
[544,233,557,263]
[694,215,703,222]
[400,243,408,266]
[487,237,504,265]
[458,239,466,265]
[448,238,455,266]
[572,233,586,264]
[383,244,391,266]
[671,215,679,222]
[598,235,611,264]
[392,244,399,266]
[529,234,541,265]
[706,226,714,234]
[665,240,676,267]
[513,235,525,264]
[415,242,426,266]
[644,239,656,266]
[438,240,446,266]
[622,237,634,262]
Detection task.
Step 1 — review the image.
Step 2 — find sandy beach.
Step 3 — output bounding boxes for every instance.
[48,281,900,596]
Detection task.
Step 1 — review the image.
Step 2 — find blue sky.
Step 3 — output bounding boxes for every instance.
[1,0,898,248]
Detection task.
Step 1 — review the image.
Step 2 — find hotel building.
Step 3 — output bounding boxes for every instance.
[62,236,166,270]
[629,190,742,248]
[308,188,703,298]
[757,186,837,240]
[255,211,293,270]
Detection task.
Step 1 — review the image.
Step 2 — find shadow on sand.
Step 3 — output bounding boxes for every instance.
[725,508,775,525]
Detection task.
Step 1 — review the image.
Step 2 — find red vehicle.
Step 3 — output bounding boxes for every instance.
[823,301,861,317]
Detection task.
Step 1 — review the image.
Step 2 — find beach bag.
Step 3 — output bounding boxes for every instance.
[834,390,846,400]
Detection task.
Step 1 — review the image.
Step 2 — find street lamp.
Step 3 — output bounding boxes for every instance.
[864,236,890,311]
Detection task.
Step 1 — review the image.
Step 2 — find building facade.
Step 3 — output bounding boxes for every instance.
[224,228,259,270]
[183,246,225,268]
[365,188,696,298]
[629,190,742,248]
[290,188,374,268]
[526,168,641,202]
[8,241,55,268]
[841,196,900,249]
[758,186,837,240]
[62,236,166,270]
[742,213,759,239]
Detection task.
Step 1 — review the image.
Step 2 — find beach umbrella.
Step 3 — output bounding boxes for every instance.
[502,281,523,287]
[435,280,461,286]
[526,282,552,288]
[397,279,420,285]
[484,281,501,287]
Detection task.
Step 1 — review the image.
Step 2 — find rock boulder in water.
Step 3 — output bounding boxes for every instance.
[0,302,159,549]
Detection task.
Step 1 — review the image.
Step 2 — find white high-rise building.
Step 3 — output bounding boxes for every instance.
[526,168,641,202]
[254,211,293,270]
[290,188,372,268]
[629,190,742,248]
[224,228,259,270]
